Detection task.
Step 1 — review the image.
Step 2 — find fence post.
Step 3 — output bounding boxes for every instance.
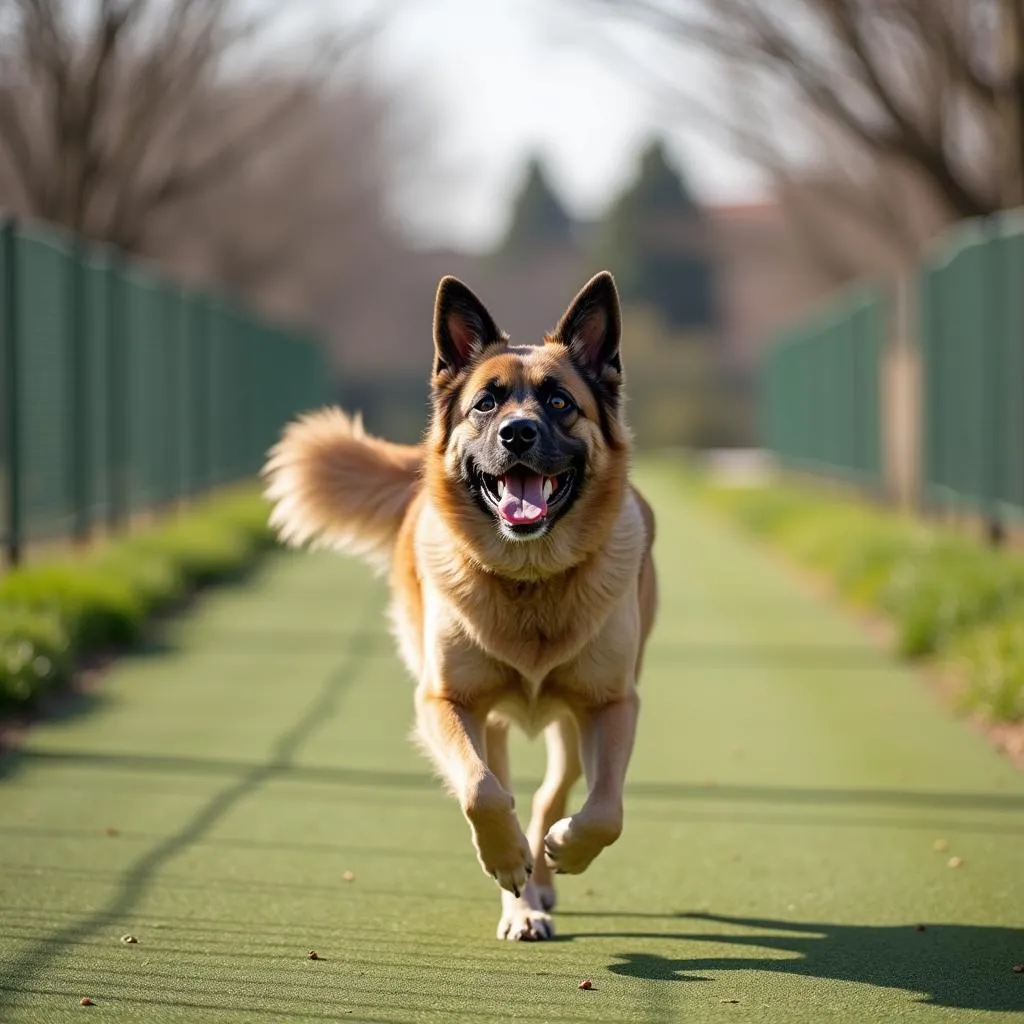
[1,217,20,567]
[884,272,920,512]
[195,296,210,495]
[68,241,91,543]
[1006,219,1024,513]
[983,213,1006,545]
[206,299,221,488]
[107,253,129,531]
[165,282,182,511]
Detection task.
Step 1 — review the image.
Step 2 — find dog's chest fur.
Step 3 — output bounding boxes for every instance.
[392,496,645,725]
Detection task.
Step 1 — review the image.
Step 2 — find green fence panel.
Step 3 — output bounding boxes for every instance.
[124,266,164,510]
[180,291,205,497]
[0,220,16,557]
[1,218,327,565]
[83,251,112,528]
[919,212,1024,518]
[15,228,74,541]
[761,284,885,489]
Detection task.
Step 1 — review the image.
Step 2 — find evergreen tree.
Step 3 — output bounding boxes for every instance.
[496,157,575,263]
[596,140,718,332]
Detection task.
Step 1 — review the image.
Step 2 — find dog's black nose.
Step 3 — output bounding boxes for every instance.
[498,418,539,456]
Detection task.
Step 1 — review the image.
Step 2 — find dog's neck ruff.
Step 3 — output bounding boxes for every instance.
[421,488,634,592]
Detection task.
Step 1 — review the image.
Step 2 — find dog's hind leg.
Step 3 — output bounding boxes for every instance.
[486,720,554,941]
[525,716,582,913]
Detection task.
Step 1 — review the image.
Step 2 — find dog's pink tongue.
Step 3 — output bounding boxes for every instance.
[499,473,547,524]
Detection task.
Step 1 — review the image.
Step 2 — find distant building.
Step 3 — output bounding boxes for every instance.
[709,168,948,367]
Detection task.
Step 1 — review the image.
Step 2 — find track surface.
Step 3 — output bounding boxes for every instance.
[1,466,1022,1022]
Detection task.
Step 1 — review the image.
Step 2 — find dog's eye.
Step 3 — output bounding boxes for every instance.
[548,392,573,413]
[474,393,496,413]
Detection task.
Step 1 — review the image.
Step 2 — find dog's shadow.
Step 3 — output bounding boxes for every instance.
[562,911,1024,1012]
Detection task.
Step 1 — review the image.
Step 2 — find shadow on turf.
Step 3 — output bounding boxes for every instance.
[6,750,1024,812]
[0,615,379,1013]
[568,911,1024,1012]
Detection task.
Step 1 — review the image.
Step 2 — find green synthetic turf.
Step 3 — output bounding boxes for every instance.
[1,463,1022,1023]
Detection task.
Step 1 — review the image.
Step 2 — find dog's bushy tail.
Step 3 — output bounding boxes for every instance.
[262,407,421,572]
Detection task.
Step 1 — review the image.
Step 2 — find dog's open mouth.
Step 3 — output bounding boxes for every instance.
[479,467,576,527]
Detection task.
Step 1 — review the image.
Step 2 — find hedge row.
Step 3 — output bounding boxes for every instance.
[695,480,1024,724]
[0,490,275,713]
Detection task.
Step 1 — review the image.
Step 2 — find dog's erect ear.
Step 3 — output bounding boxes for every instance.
[432,276,502,377]
[553,271,622,378]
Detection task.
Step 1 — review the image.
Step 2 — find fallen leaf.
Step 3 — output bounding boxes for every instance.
[947,856,964,869]
[1012,963,1024,974]
[915,924,926,932]
[79,998,95,1006]
[720,998,740,1004]
[307,950,321,961]
[342,871,355,883]
[120,934,138,944]
[578,979,593,990]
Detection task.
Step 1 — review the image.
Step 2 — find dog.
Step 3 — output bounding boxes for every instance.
[262,271,658,941]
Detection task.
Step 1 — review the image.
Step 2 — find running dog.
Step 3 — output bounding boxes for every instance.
[263,271,658,940]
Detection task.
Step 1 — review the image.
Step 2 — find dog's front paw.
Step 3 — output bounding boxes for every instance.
[474,821,533,896]
[543,808,622,875]
[464,776,533,896]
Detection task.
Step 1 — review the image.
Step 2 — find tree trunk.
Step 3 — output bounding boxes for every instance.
[999,0,1024,208]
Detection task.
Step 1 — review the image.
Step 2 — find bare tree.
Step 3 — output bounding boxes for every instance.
[152,75,409,333]
[0,0,382,252]
[569,0,1024,263]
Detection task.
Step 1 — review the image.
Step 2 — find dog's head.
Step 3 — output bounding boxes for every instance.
[425,272,630,572]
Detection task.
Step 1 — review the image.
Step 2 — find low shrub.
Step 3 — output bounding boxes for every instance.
[880,543,1024,658]
[954,610,1024,724]
[0,488,274,714]
[694,477,1024,723]
[0,609,73,711]
[0,566,148,651]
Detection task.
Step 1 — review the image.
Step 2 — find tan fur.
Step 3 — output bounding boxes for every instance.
[263,274,658,941]
[262,407,421,573]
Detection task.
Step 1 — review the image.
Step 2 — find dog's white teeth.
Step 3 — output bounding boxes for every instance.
[543,478,554,500]
[497,478,506,498]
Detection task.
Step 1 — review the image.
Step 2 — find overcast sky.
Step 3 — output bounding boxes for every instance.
[352,0,766,251]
